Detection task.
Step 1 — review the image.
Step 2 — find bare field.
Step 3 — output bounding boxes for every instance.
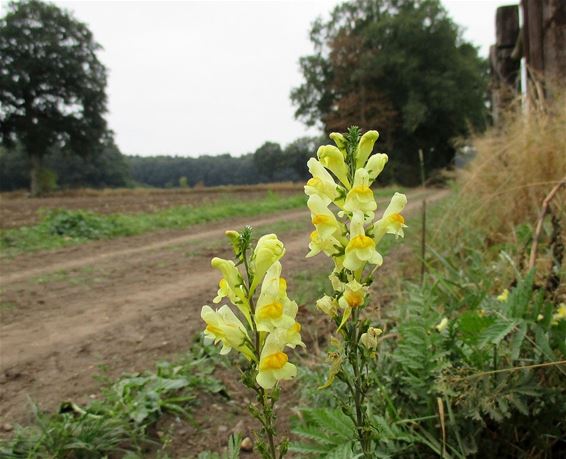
[0,188,446,455]
[0,183,304,229]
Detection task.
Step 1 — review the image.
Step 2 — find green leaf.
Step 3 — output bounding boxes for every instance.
[477,319,519,348]
[510,321,528,360]
[457,311,495,345]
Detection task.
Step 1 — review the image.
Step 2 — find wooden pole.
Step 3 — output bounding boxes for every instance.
[542,0,566,86]
[491,5,521,123]
[522,0,566,97]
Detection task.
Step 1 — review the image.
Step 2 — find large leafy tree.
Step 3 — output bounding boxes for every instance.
[291,0,488,184]
[0,0,108,195]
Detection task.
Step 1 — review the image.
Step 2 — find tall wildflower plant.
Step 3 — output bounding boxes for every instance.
[200,227,303,459]
[305,127,407,457]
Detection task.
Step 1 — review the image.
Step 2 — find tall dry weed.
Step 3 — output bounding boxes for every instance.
[449,90,566,241]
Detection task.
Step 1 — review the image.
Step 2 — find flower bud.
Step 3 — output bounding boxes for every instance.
[250,234,285,292]
[355,130,379,168]
[317,145,350,188]
[365,153,388,183]
[329,132,347,156]
[225,230,240,256]
[211,257,242,289]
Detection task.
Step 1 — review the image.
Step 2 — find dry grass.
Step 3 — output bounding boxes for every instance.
[430,88,566,302]
[446,89,566,241]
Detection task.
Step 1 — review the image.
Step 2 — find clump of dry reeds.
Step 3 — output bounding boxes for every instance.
[453,89,566,240]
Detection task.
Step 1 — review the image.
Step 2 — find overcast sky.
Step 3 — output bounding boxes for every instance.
[1,0,512,157]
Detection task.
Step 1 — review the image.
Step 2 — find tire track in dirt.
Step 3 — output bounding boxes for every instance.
[0,209,308,285]
[0,236,310,370]
[0,190,447,423]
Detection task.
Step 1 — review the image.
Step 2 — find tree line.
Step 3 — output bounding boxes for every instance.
[0,137,321,190]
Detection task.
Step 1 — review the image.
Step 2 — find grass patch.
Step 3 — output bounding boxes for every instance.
[0,192,307,257]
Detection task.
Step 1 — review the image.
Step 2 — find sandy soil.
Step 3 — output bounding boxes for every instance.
[0,189,446,456]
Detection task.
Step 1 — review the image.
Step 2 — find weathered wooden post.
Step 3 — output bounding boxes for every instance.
[522,0,566,96]
[490,5,521,123]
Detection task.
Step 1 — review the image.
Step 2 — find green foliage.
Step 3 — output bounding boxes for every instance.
[0,405,131,458]
[291,0,488,185]
[179,176,189,188]
[291,409,358,457]
[386,252,566,455]
[43,209,123,240]
[0,141,131,191]
[37,168,58,193]
[0,192,307,256]
[0,342,225,457]
[0,0,109,194]
[292,206,565,457]
[253,142,285,182]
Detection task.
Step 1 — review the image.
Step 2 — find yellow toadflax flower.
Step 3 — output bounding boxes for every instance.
[250,234,285,292]
[255,262,298,332]
[308,194,341,240]
[256,330,297,389]
[305,158,342,205]
[306,230,341,258]
[317,145,351,188]
[373,192,408,242]
[436,317,449,332]
[338,279,368,329]
[551,303,566,325]
[355,130,379,169]
[359,327,383,350]
[285,321,305,349]
[344,168,377,217]
[365,153,389,183]
[344,212,383,271]
[201,304,254,360]
[497,289,509,302]
[211,257,251,323]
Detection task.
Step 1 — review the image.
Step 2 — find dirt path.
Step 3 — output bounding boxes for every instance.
[0,190,446,426]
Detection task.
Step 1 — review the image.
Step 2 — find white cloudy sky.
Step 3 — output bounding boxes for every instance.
[1,0,511,156]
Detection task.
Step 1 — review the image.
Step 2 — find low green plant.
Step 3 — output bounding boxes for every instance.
[291,408,358,457]
[0,342,226,457]
[197,433,243,459]
[0,404,131,458]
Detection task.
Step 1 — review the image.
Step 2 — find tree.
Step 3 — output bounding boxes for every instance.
[283,136,324,180]
[291,0,488,185]
[0,0,108,195]
[0,139,130,190]
[253,142,284,182]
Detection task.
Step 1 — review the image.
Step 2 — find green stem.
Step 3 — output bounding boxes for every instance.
[348,309,372,457]
[259,388,277,459]
[243,243,278,459]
